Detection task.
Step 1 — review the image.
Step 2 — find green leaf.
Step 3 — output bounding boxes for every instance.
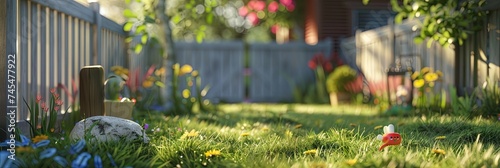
[427,39,434,48]
[443,31,451,38]
[134,44,143,54]
[125,37,133,43]
[439,37,447,45]
[172,15,181,24]
[123,22,134,31]
[363,0,370,5]
[391,0,402,11]
[458,38,464,45]
[145,16,155,23]
[206,13,213,24]
[125,0,131,4]
[394,13,406,24]
[124,9,136,18]
[141,34,148,44]
[136,25,146,33]
[196,33,204,43]
[414,36,425,44]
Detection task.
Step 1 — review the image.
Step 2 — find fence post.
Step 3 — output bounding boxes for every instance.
[1,0,17,141]
[89,2,101,65]
[79,66,105,118]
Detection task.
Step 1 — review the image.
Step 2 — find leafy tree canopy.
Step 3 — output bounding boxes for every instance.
[364,0,488,48]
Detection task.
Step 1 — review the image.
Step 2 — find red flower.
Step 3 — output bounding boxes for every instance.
[248,0,266,11]
[268,1,279,13]
[271,24,279,34]
[246,12,259,25]
[239,6,248,16]
[308,53,333,72]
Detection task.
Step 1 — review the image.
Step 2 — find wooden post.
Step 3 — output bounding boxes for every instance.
[79,65,105,118]
[1,0,17,141]
[89,2,101,65]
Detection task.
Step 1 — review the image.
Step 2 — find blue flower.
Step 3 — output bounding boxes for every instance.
[53,156,68,167]
[69,139,86,154]
[33,139,51,148]
[94,154,103,168]
[40,148,56,159]
[107,152,117,167]
[0,151,14,167]
[72,152,91,168]
[0,135,30,147]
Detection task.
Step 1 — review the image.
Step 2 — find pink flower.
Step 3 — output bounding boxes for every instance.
[54,106,60,111]
[286,4,295,12]
[36,95,42,103]
[239,6,249,16]
[50,88,56,94]
[40,101,47,109]
[248,0,266,11]
[268,1,279,13]
[246,12,259,25]
[271,24,279,34]
[53,93,60,99]
[56,99,64,106]
[280,0,293,7]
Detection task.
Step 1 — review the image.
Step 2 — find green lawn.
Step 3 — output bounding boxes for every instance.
[12,104,500,167]
[134,104,500,167]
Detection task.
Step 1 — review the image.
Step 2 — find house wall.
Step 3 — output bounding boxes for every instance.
[310,0,392,52]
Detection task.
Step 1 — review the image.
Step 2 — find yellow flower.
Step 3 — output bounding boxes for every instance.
[204,149,221,158]
[303,149,317,155]
[192,70,199,77]
[180,129,199,139]
[413,79,425,88]
[294,124,303,129]
[411,71,420,80]
[111,66,123,71]
[374,125,383,130]
[142,80,154,88]
[424,72,439,82]
[182,89,191,98]
[345,159,357,166]
[16,146,34,153]
[436,70,443,77]
[155,67,166,76]
[435,136,446,140]
[432,149,446,155]
[179,64,193,76]
[240,132,250,137]
[420,67,431,74]
[32,135,48,143]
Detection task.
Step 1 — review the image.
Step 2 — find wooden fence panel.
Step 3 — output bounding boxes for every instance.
[341,19,455,96]
[5,0,127,124]
[249,40,333,102]
[175,41,245,103]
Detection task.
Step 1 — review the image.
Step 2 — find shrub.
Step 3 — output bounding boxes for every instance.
[326,65,357,93]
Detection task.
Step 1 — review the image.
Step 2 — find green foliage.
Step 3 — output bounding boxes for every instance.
[326,65,357,93]
[477,80,500,117]
[449,86,477,117]
[389,0,488,47]
[170,63,215,115]
[123,0,157,54]
[23,89,66,137]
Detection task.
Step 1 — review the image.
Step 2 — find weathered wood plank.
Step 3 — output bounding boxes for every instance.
[30,0,93,23]
[79,66,104,118]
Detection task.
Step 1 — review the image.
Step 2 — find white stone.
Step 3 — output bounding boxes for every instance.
[70,116,150,143]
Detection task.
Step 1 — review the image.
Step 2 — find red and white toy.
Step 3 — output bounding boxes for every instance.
[377,124,402,151]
